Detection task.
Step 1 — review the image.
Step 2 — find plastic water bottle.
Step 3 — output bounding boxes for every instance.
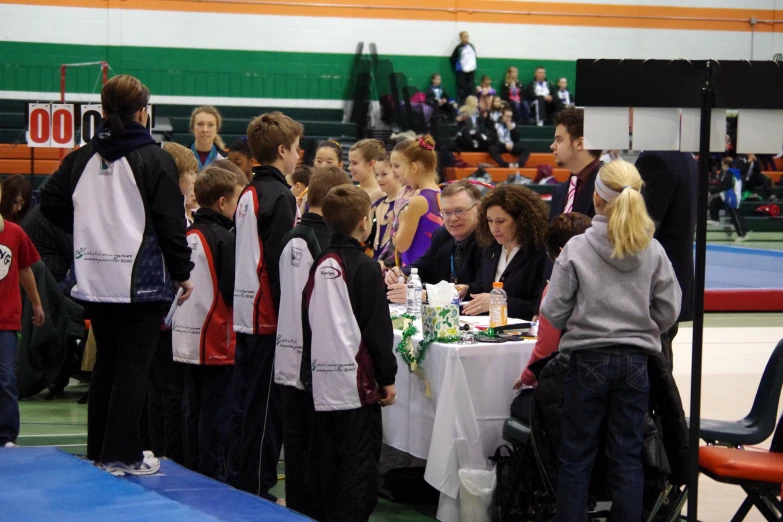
[406,268,423,317]
[489,282,508,328]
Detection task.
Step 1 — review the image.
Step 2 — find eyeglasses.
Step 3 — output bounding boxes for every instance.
[440,203,478,219]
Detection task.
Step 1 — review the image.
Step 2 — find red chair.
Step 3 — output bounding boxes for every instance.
[699,413,783,521]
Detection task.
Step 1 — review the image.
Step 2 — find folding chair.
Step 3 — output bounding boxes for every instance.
[700,445,783,521]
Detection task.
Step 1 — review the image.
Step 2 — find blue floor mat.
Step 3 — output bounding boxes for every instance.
[0,448,308,522]
[703,245,783,289]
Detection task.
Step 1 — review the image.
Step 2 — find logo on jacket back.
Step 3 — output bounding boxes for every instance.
[75,247,86,259]
[99,159,113,176]
[291,247,302,267]
[238,202,250,219]
[319,266,341,279]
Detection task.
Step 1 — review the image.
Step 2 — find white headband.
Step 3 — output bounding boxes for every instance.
[595,172,630,201]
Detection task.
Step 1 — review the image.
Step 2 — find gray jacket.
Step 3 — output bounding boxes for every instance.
[541,215,681,354]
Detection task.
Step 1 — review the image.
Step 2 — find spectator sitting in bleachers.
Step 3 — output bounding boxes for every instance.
[425,73,456,121]
[455,95,488,152]
[556,77,575,109]
[526,66,560,126]
[500,66,530,125]
[475,75,497,114]
[489,107,531,169]
[742,154,776,201]
[486,97,506,126]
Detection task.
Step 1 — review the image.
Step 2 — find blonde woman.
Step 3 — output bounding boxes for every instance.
[455,95,487,151]
[189,106,227,169]
[541,160,681,522]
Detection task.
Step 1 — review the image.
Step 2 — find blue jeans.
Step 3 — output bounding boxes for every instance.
[0,331,20,445]
[556,349,649,522]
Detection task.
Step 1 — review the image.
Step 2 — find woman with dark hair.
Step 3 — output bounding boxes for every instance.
[0,175,32,223]
[462,184,547,320]
[40,74,194,476]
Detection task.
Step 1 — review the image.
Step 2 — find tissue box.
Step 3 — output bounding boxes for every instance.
[421,304,459,340]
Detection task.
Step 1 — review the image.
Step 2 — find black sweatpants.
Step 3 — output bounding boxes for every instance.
[489,141,531,168]
[226,333,282,500]
[183,364,233,480]
[86,302,162,464]
[709,197,745,237]
[456,71,475,105]
[147,330,185,464]
[315,404,383,522]
[281,385,323,519]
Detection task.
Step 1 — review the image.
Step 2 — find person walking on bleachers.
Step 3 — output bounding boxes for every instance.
[708,157,747,242]
[450,31,477,105]
[488,107,531,169]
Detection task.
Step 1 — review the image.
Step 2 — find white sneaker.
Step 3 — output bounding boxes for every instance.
[706,220,722,227]
[536,121,544,127]
[2,442,18,448]
[103,454,161,476]
[735,235,748,243]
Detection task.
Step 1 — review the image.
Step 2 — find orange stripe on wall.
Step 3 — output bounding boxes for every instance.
[1,0,781,32]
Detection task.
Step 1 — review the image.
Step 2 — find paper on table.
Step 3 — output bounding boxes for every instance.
[164,287,185,328]
[736,109,783,154]
[583,107,630,150]
[632,108,680,151]
[680,108,726,153]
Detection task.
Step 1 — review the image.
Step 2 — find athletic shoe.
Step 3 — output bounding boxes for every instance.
[102,454,161,476]
[735,235,748,243]
[706,220,722,227]
[2,442,18,448]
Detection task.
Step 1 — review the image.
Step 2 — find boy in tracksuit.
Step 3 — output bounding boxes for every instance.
[708,157,746,240]
[228,112,302,500]
[275,165,352,517]
[172,166,245,481]
[301,185,398,522]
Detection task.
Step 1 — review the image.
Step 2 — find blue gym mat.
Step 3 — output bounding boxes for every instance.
[703,245,783,290]
[0,448,309,521]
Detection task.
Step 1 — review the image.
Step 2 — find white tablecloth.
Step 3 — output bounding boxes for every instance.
[382,323,535,521]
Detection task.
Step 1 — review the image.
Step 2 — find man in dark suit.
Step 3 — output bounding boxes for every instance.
[549,108,603,222]
[635,150,698,360]
[385,180,482,301]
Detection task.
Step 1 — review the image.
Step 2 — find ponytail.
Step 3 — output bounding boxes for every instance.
[100,74,151,140]
[597,161,655,259]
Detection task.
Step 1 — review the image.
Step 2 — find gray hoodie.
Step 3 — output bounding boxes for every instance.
[540,215,681,354]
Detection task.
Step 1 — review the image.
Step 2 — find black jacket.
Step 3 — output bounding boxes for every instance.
[403,226,483,296]
[499,81,524,103]
[480,242,546,320]
[525,80,557,101]
[548,160,602,222]
[40,136,194,290]
[450,43,477,72]
[301,234,397,392]
[20,205,73,283]
[189,208,236,307]
[635,151,697,322]
[425,85,450,105]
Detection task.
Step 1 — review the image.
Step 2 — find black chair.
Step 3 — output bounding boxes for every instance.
[693,339,783,447]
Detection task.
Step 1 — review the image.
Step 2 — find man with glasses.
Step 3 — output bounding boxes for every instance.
[384,180,483,303]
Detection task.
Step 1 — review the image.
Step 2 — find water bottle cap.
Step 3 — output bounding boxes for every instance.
[492,282,503,288]
[410,268,418,274]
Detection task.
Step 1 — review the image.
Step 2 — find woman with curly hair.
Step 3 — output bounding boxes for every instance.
[462,184,547,320]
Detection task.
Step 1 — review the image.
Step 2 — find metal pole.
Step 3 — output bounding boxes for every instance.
[59,65,67,161]
[688,59,714,522]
